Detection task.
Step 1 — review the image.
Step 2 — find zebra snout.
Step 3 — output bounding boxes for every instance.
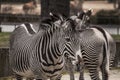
[72,53,83,66]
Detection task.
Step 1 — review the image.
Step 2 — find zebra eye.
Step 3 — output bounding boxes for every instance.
[65,37,71,42]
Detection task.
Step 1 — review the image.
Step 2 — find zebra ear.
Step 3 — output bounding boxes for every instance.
[77,10,85,20]
[49,12,60,21]
[49,12,53,17]
[58,14,64,22]
[49,12,64,21]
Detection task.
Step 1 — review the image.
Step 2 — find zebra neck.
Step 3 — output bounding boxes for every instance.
[36,26,62,65]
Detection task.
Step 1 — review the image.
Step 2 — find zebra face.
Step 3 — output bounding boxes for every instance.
[50,14,81,61]
[58,19,81,61]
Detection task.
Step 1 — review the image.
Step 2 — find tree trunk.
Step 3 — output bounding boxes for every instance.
[40,0,70,20]
[40,0,50,20]
[118,0,120,9]
[0,0,1,13]
[0,48,13,77]
[54,0,70,17]
[0,27,1,32]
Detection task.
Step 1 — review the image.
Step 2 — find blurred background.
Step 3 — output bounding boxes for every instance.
[0,0,120,32]
[0,0,120,79]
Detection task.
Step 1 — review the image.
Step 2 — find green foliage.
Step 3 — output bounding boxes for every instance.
[0,32,120,47]
[0,32,11,47]
[112,35,120,41]
[90,10,120,24]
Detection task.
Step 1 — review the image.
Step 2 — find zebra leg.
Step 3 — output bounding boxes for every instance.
[100,59,109,80]
[68,64,75,80]
[66,58,75,80]
[15,74,23,80]
[79,62,84,80]
[76,55,84,80]
[88,66,100,80]
[57,58,75,80]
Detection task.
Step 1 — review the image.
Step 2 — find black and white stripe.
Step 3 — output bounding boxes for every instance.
[67,12,116,80]
[9,18,80,80]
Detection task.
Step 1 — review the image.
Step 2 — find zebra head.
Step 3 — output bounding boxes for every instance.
[56,16,81,61]
[49,13,81,61]
[70,9,92,30]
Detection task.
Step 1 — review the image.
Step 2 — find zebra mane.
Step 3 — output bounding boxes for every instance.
[40,15,77,32]
[24,23,36,34]
[39,18,54,30]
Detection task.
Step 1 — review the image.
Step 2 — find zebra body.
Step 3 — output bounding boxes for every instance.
[66,11,116,80]
[77,26,116,80]
[65,26,116,80]
[10,24,37,78]
[9,18,80,80]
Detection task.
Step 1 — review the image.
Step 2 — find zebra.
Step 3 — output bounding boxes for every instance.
[66,10,116,80]
[9,15,81,80]
[77,26,116,80]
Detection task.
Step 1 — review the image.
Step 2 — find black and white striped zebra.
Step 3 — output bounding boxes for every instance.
[66,10,116,80]
[9,15,81,80]
[77,26,116,80]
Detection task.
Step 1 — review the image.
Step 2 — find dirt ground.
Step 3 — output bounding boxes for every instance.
[0,69,119,80]
[61,69,120,80]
